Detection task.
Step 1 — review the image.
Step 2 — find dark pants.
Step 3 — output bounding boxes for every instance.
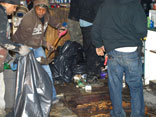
[81,26,101,75]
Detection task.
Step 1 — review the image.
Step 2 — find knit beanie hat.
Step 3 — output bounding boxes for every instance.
[33,0,49,7]
[0,0,20,5]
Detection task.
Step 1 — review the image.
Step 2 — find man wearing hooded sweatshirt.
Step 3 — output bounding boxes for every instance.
[13,0,66,104]
[91,0,147,116]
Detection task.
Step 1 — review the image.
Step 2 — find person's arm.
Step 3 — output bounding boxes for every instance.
[48,14,68,37]
[0,14,20,52]
[132,3,147,39]
[0,15,30,56]
[48,15,61,29]
[91,7,104,48]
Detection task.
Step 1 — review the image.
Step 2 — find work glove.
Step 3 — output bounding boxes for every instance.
[18,45,30,56]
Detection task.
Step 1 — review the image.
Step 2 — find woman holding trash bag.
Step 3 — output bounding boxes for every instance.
[13,0,67,104]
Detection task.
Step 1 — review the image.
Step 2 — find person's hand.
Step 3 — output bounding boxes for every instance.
[96,46,105,56]
[58,26,67,32]
[58,22,67,33]
[58,26,68,37]
[42,41,53,50]
[46,42,53,50]
[19,45,30,56]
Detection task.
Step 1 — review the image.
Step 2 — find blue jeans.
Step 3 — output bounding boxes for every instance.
[107,50,144,117]
[32,47,57,100]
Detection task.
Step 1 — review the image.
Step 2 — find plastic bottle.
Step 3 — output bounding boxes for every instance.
[77,80,85,88]
[150,20,154,28]
[4,63,11,70]
[147,17,150,28]
[150,16,154,29]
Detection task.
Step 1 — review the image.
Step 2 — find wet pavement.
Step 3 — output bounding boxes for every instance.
[50,78,156,117]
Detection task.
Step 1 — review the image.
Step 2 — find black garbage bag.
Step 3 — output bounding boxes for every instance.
[72,63,87,75]
[13,51,52,117]
[50,41,86,83]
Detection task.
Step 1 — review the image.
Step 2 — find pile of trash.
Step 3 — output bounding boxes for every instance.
[73,67,108,92]
[50,40,108,94]
[50,41,86,83]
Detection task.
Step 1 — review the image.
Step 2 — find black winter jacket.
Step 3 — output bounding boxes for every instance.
[91,0,147,52]
[68,0,103,23]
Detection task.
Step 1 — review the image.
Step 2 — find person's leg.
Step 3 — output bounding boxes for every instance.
[81,26,101,76]
[107,50,126,117]
[33,47,57,100]
[124,51,144,117]
[0,72,6,116]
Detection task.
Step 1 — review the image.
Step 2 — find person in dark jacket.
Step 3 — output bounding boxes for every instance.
[0,0,30,116]
[13,0,67,105]
[91,0,147,116]
[68,0,103,79]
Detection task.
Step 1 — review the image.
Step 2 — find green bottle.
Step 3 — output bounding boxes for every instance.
[147,17,150,28]
[4,63,11,70]
[78,80,85,88]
